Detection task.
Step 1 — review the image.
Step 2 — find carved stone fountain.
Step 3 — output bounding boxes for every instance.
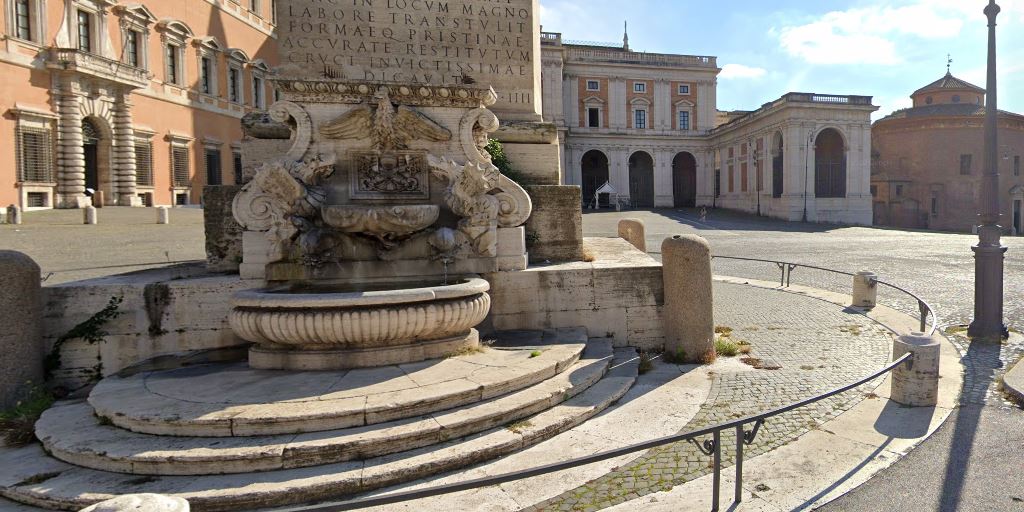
[230,83,532,369]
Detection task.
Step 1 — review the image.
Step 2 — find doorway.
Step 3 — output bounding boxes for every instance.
[628,151,655,208]
[581,150,610,208]
[672,152,697,208]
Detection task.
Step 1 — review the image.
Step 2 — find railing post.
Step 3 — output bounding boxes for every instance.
[918,300,929,333]
[712,429,721,512]
[734,425,744,505]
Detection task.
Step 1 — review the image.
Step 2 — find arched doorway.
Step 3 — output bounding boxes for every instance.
[581,150,610,208]
[814,128,846,198]
[628,151,655,208]
[82,117,112,201]
[771,132,784,198]
[672,152,697,208]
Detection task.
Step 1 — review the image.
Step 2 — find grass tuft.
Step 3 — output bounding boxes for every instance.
[638,352,654,374]
[0,384,55,447]
[529,350,543,358]
[715,338,739,357]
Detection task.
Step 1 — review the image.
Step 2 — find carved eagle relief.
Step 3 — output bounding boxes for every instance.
[320,89,452,151]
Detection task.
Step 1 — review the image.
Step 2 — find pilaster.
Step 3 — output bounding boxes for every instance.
[56,78,87,208]
[113,91,140,206]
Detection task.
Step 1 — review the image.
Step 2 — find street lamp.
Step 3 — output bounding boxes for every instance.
[968,0,1008,340]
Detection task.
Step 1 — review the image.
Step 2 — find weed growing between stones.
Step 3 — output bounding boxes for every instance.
[662,348,687,364]
[484,139,527,186]
[447,345,487,358]
[638,352,654,374]
[44,296,124,382]
[529,350,543,358]
[0,383,55,446]
[505,420,533,433]
[715,338,739,357]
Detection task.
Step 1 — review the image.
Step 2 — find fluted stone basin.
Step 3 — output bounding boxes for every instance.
[230,277,490,370]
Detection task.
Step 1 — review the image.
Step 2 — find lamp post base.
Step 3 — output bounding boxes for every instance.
[968,224,1008,341]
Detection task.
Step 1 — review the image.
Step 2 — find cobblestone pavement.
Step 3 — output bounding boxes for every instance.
[523,281,892,511]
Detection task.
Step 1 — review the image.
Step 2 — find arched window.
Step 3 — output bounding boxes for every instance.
[814,129,846,198]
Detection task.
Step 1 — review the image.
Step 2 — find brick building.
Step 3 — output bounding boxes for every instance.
[1,0,277,210]
[872,72,1024,233]
[540,30,877,225]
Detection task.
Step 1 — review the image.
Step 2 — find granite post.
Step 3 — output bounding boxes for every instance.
[6,204,22,225]
[618,218,647,252]
[157,206,170,225]
[84,205,97,225]
[891,332,940,407]
[661,235,715,363]
[852,271,877,308]
[0,251,43,409]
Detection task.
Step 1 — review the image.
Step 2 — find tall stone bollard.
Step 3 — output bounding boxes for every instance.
[618,218,646,252]
[157,206,170,225]
[662,235,715,363]
[891,332,940,407]
[852,271,877,308]
[7,204,22,225]
[0,251,43,410]
[84,205,98,225]
[79,494,189,512]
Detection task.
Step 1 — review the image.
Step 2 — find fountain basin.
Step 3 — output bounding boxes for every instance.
[230,277,490,370]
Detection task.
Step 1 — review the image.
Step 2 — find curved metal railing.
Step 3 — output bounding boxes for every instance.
[711,255,939,336]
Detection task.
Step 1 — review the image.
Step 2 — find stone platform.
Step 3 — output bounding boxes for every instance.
[0,329,638,511]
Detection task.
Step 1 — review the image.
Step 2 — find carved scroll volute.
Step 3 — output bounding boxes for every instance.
[457,103,533,229]
[268,101,313,161]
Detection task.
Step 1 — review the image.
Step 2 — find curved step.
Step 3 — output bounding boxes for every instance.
[88,328,587,437]
[2,348,640,512]
[37,338,614,476]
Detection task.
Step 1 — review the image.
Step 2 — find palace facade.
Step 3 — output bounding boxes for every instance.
[540,31,877,224]
[871,72,1024,233]
[1,0,277,209]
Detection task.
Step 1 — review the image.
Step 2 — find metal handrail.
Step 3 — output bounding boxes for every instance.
[281,353,913,512]
[711,255,939,336]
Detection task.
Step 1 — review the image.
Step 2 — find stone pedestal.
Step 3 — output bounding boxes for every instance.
[203,186,243,272]
[157,206,170,225]
[84,206,97,225]
[525,185,584,263]
[0,251,43,409]
[852,271,877,308]
[661,235,715,363]
[891,332,940,407]
[618,219,647,252]
[6,204,22,225]
[79,494,189,512]
[94,191,105,208]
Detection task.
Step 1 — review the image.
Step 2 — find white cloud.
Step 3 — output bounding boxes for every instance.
[777,1,973,66]
[720,64,767,80]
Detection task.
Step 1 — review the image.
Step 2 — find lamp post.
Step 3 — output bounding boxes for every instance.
[968,0,1008,340]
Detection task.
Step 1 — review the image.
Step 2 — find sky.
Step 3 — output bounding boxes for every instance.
[538,0,1024,119]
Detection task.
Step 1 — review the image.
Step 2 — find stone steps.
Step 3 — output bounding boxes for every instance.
[88,328,587,437]
[36,338,614,476]
[0,347,640,512]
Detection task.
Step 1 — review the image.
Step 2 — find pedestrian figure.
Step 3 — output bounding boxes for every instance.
[699,206,708,223]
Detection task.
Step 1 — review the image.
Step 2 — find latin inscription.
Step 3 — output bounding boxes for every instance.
[278,0,537,110]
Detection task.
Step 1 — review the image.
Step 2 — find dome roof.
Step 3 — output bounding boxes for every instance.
[913,72,985,96]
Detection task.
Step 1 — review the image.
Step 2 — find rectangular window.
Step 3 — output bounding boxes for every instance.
[870,185,877,197]
[633,82,646,93]
[714,169,721,198]
[26,192,47,208]
[205,149,223,186]
[895,184,903,196]
[678,111,690,130]
[16,126,53,183]
[125,30,140,67]
[931,196,938,215]
[233,152,243,184]
[634,109,646,129]
[960,154,972,175]
[728,165,734,193]
[175,193,189,206]
[1015,156,1021,177]
[171,146,190,187]
[200,56,213,94]
[165,45,179,85]
[586,80,599,91]
[253,76,265,108]
[250,0,261,15]
[587,107,600,128]
[77,10,92,52]
[678,84,690,95]
[135,141,153,186]
[229,68,241,103]
[741,162,748,192]
[15,0,31,40]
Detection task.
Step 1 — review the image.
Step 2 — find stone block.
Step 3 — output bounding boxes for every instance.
[497,255,528,272]
[203,185,244,272]
[661,235,715,363]
[891,332,940,407]
[502,142,561,186]
[617,218,647,252]
[241,139,292,184]
[80,494,189,512]
[0,251,43,409]
[524,185,584,263]
[496,227,526,257]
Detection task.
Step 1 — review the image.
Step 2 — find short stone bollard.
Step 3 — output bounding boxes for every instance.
[157,206,170,225]
[0,251,43,410]
[891,332,940,407]
[93,190,105,208]
[852,271,877,308]
[6,204,22,225]
[617,218,646,252]
[84,205,98,225]
[79,494,189,512]
[661,235,715,363]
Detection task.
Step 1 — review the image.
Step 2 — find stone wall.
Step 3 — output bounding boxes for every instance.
[524,185,584,262]
[203,185,244,272]
[486,238,665,350]
[42,267,252,390]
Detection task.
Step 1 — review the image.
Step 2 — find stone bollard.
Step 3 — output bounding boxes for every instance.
[852,271,878,308]
[0,251,43,410]
[93,190,105,208]
[79,494,189,512]
[7,204,22,225]
[661,235,715,363]
[891,332,940,407]
[617,218,646,252]
[84,205,98,225]
[157,206,170,225]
